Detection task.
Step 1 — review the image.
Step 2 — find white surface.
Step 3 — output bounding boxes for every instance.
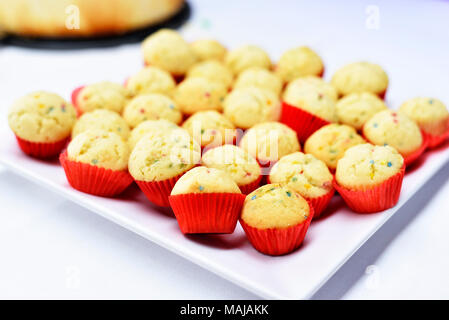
[1,0,449,299]
[2,120,449,300]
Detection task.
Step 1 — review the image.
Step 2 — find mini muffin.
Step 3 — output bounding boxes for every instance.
[334,144,405,213]
[123,93,182,129]
[336,92,388,131]
[126,66,176,97]
[174,77,227,115]
[240,184,313,256]
[202,145,262,194]
[399,97,449,148]
[304,124,365,171]
[74,81,130,115]
[363,110,425,165]
[60,129,133,197]
[223,87,280,129]
[234,67,282,96]
[269,152,334,218]
[225,45,271,76]
[186,60,233,89]
[331,62,388,98]
[128,119,179,150]
[275,46,324,83]
[190,39,227,62]
[8,91,77,158]
[282,76,338,142]
[141,29,197,76]
[128,128,201,207]
[182,110,236,149]
[240,122,300,167]
[169,166,245,234]
[72,109,130,141]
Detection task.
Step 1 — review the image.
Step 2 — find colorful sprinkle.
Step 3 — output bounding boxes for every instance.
[201,129,205,134]
[373,123,378,128]
[291,177,298,182]
[286,191,292,197]
[61,104,66,112]
[198,185,205,191]
[387,162,392,167]
[251,195,257,200]
[169,104,175,110]
[204,92,211,98]
[370,160,375,164]
[140,108,145,114]
[46,106,54,114]
[91,159,99,165]
[429,99,434,104]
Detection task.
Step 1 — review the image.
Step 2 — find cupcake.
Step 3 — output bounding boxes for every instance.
[202,145,262,194]
[72,81,130,115]
[8,91,76,158]
[233,67,282,96]
[72,109,130,141]
[334,144,405,213]
[190,39,227,62]
[128,128,201,207]
[363,110,426,165]
[336,92,388,131]
[128,119,179,150]
[268,152,334,218]
[169,166,245,234]
[275,46,324,83]
[126,66,176,97]
[399,97,449,148]
[141,29,197,77]
[331,62,388,98]
[182,110,236,150]
[225,45,271,76]
[223,87,280,129]
[304,124,365,171]
[282,76,338,142]
[240,184,313,256]
[60,129,133,197]
[174,77,227,115]
[239,121,300,168]
[123,93,182,129]
[186,60,233,90]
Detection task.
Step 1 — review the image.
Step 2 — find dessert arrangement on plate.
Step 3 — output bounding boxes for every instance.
[7,28,449,256]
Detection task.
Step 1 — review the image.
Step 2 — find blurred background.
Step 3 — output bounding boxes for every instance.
[1,0,449,299]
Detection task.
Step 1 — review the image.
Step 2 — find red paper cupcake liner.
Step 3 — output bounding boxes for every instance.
[239,205,314,256]
[169,193,246,234]
[307,188,335,219]
[423,127,449,149]
[16,135,68,159]
[60,151,133,197]
[378,88,387,100]
[239,175,262,194]
[71,85,85,117]
[135,173,185,207]
[402,133,429,166]
[280,101,330,143]
[333,165,405,213]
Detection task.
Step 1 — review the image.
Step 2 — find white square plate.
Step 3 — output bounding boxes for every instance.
[1,125,448,299]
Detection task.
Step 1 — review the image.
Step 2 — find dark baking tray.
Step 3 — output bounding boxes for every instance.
[0,1,191,50]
